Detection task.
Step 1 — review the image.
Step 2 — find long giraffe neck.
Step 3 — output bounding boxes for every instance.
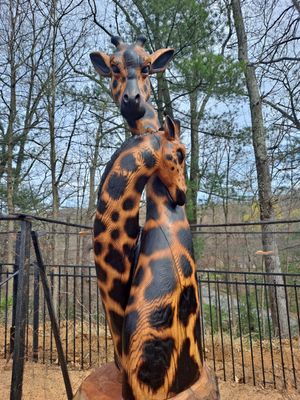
[94,134,164,365]
[127,101,160,135]
[122,175,202,399]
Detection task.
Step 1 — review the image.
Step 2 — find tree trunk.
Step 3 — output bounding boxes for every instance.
[232,0,288,337]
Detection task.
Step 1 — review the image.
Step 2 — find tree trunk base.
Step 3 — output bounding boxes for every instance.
[73,362,219,400]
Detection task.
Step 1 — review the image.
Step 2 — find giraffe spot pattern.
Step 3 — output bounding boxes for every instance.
[146,197,159,220]
[109,310,123,336]
[95,261,107,282]
[121,153,138,172]
[132,267,145,287]
[149,304,174,330]
[177,228,193,254]
[97,198,107,214]
[194,315,203,359]
[109,278,129,310]
[107,173,128,200]
[140,226,169,256]
[123,310,139,355]
[94,241,103,256]
[111,229,120,240]
[178,285,197,326]
[142,150,156,169]
[145,257,177,301]
[94,219,106,237]
[134,174,148,194]
[123,197,135,211]
[111,211,119,222]
[124,215,139,238]
[137,337,175,391]
[169,338,199,394]
[104,244,125,273]
[179,254,193,277]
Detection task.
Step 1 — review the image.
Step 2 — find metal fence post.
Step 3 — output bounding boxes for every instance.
[10,232,20,356]
[10,218,31,400]
[32,263,40,361]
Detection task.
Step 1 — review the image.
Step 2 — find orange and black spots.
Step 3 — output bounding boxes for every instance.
[109,278,129,310]
[120,153,138,172]
[177,228,193,254]
[122,372,135,400]
[179,254,193,278]
[145,197,159,220]
[134,174,148,193]
[122,197,135,211]
[111,229,120,240]
[137,337,175,391]
[132,266,145,287]
[111,211,119,222]
[149,304,174,330]
[104,244,125,273]
[151,175,167,197]
[94,241,103,256]
[144,257,177,301]
[150,135,161,151]
[194,315,203,358]
[94,219,106,236]
[141,150,156,169]
[124,215,139,238]
[109,310,124,337]
[107,172,128,200]
[123,310,139,356]
[140,226,169,255]
[97,198,107,214]
[95,261,107,282]
[178,285,197,326]
[169,338,200,394]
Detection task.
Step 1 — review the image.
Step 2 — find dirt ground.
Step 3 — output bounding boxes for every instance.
[1,360,299,400]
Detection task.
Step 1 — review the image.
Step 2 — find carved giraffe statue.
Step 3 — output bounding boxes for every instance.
[93,116,187,368]
[75,36,219,400]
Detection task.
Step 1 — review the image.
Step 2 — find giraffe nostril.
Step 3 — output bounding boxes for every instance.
[123,94,129,103]
[135,93,140,104]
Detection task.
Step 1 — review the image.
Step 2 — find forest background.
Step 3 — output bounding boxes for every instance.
[0,0,299,289]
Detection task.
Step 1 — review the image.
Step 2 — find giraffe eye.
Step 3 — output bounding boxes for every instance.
[111,65,121,74]
[141,65,150,75]
[176,149,184,164]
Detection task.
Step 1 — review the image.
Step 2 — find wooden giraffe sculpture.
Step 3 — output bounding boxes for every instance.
[75,36,219,400]
[93,116,187,368]
[122,122,204,399]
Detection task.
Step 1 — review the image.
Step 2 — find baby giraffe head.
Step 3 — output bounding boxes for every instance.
[156,116,187,206]
[90,36,174,128]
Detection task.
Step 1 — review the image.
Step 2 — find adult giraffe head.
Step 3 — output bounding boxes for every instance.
[90,36,174,134]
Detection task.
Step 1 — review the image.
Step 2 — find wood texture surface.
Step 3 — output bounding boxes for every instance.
[73,362,219,400]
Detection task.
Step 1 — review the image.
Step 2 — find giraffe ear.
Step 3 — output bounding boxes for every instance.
[90,51,111,77]
[164,115,177,141]
[150,48,174,73]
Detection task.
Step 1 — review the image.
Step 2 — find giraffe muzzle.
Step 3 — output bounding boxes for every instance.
[121,96,146,121]
[176,189,186,206]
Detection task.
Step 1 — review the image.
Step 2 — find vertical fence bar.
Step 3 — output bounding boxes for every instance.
[81,270,84,369]
[65,271,69,362]
[31,231,73,400]
[244,277,255,386]
[254,280,265,387]
[283,275,297,388]
[10,218,31,400]
[73,265,76,365]
[235,280,245,383]
[216,279,226,380]
[264,276,276,388]
[226,280,235,381]
[4,270,9,359]
[32,264,40,362]
[88,267,92,367]
[10,233,20,356]
[274,282,286,388]
[198,275,206,362]
[207,273,216,372]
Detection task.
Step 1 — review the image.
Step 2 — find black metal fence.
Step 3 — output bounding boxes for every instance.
[1,214,300,397]
[1,263,299,390]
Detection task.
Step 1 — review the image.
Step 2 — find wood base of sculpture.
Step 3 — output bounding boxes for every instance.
[73,362,219,400]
